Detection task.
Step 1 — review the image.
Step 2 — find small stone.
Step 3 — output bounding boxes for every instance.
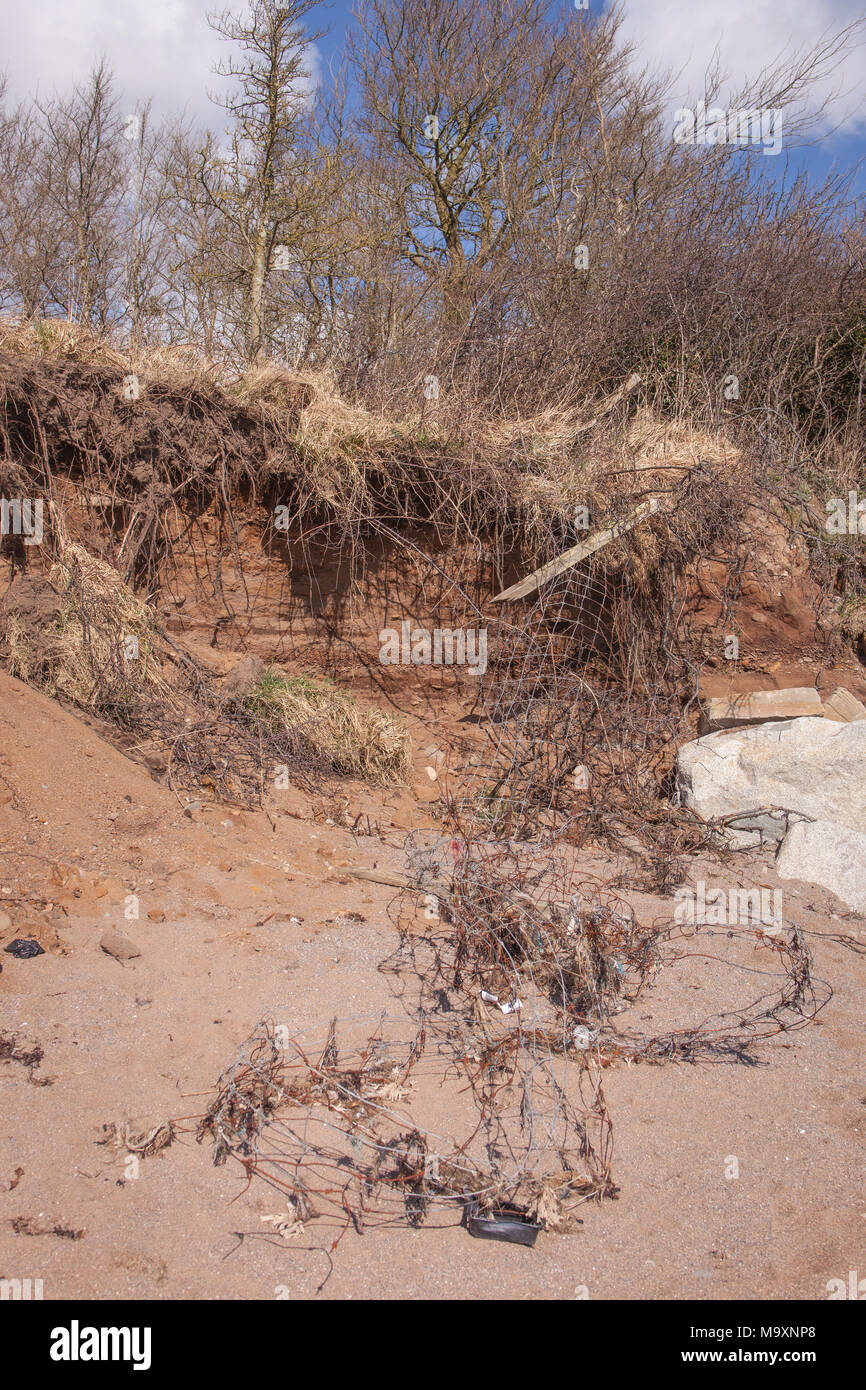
[3,938,45,959]
[99,932,141,961]
[822,687,866,723]
[147,909,165,922]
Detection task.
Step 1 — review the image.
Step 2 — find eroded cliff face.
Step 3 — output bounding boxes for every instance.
[89,480,866,708]
[0,342,862,720]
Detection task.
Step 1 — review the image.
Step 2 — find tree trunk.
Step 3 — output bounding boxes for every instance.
[249,222,269,361]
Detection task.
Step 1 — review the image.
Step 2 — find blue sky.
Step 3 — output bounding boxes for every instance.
[1,0,864,193]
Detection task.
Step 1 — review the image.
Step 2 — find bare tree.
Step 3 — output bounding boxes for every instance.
[121,103,179,349]
[35,61,126,328]
[349,1,639,338]
[206,0,325,361]
[0,78,57,316]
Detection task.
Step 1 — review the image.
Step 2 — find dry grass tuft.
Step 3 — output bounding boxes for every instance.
[0,316,128,370]
[5,610,32,682]
[45,542,167,711]
[243,667,411,785]
[834,594,866,641]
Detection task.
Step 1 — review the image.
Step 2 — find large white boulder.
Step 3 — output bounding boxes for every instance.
[776,819,866,915]
[676,717,866,833]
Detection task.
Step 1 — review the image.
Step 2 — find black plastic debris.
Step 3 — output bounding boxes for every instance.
[465,1200,541,1247]
[3,939,45,959]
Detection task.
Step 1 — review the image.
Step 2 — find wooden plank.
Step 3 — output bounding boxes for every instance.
[492,496,660,603]
[572,372,642,437]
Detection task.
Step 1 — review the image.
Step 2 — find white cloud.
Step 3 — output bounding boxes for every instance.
[0,0,319,130]
[616,0,866,136]
[2,0,863,142]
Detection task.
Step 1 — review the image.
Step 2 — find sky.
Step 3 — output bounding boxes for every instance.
[1,0,864,188]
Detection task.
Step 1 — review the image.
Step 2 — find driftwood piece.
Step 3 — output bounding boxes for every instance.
[493,496,659,603]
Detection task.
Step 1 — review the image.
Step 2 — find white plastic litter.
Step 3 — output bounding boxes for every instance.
[481,990,523,1014]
